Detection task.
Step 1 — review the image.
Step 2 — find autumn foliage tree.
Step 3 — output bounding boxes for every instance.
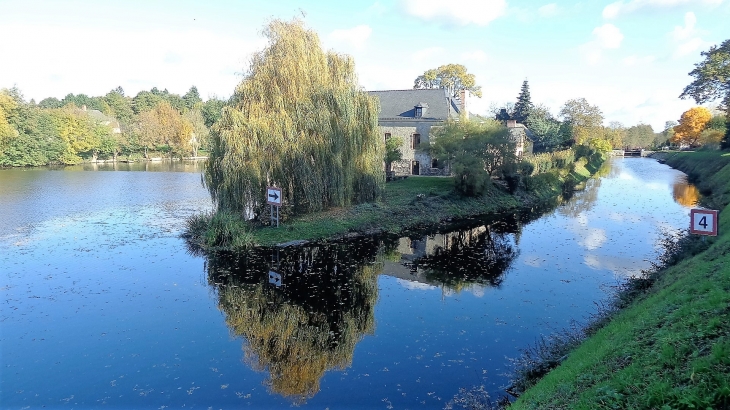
[0,90,19,146]
[135,101,192,158]
[672,107,712,147]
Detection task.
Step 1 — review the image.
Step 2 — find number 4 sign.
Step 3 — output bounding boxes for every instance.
[690,209,718,236]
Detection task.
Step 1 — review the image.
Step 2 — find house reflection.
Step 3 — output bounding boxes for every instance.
[392,224,519,292]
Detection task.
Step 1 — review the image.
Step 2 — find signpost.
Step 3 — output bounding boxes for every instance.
[690,208,718,237]
[267,186,282,227]
[268,270,282,287]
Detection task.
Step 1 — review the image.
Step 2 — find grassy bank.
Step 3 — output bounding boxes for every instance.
[184,152,606,250]
[512,151,730,409]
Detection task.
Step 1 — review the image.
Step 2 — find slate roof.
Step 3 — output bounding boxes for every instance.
[368,89,461,121]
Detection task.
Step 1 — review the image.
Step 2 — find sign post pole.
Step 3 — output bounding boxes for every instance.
[266,186,282,228]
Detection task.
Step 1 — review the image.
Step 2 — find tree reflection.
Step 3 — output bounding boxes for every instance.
[672,177,700,208]
[205,237,389,403]
[405,224,519,291]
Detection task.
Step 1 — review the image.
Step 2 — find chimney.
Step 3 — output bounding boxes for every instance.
[507,120,517,128]
[459,89,469,120]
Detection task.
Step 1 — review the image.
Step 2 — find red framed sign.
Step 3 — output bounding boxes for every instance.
[690,209,718,236]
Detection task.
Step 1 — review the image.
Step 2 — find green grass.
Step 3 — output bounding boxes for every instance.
[512,151,730,410]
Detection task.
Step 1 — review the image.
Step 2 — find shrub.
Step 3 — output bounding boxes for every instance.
[205,211,254,250]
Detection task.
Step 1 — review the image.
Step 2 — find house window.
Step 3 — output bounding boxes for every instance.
[384,132,391,141]
[411,133,421,149]
[415,107,422,118]
[431,158,438,168]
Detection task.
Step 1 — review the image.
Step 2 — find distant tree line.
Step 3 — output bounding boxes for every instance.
[492,79,728,153]
[0,85,227,167]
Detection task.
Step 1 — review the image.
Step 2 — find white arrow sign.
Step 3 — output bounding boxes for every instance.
[267,187,282,206]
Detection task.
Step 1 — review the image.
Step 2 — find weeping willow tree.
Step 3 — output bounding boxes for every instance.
[205,19,384,219]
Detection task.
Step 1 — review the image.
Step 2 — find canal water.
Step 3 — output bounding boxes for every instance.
[0,158,695,408]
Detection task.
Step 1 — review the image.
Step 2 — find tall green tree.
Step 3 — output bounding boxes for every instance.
[430,119,514,196]
[679,39,730,149]
[625,123,655,148]
[205,18,384,218]
[513,80,533,124]
[413,64,482,98]
[38,97,63,109]
[526,105,565,152]
[201,97,226,128]
[183,86,203,110]
[384,136,403,175]
[132,91,164,114]
[559,98,604,145]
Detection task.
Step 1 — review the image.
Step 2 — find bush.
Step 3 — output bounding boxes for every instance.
[183,211,254,251]
[205,211,254,250]
[523,149,575,176]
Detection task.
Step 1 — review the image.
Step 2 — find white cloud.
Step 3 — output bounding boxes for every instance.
[593,24,624,49]
[0,23,265,101]
[603,0,724,19]
[327,25,373,50]
[538,3,560,17]
[580,228,608,250]
[670,12,712,58]
[397,279,437,290]
[579,24,623,65]
[401,0,507,26]
[671,11,696,40]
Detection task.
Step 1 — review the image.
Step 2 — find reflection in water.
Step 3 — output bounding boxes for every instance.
[558,177,602,218]
[403,225,519,291]
[205,237,389,403]
[672,176,700,208]
[200,222,523,401]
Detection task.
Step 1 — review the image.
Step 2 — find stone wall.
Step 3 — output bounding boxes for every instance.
[378,121,450,176]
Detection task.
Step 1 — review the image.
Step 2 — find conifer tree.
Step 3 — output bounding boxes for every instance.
[204,19,384,219]
[513,80,533,124]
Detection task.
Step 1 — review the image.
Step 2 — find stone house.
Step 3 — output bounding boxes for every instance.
[368,88,468,176]
[505,119,533,158]
[81,105,122,134]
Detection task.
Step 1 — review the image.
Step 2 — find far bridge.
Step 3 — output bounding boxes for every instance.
[612,149,654,157]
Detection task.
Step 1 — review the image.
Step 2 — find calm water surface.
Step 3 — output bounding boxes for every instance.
[0,158,694,408]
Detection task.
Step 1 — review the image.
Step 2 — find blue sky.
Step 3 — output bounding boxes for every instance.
[1,0,728,130]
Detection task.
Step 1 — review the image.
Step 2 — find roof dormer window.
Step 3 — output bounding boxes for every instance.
[414,102,428,118]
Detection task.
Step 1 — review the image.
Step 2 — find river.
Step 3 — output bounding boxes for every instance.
[0,158,696,408]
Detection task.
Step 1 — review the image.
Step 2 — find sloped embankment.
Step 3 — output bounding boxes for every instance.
[512,151,730,409]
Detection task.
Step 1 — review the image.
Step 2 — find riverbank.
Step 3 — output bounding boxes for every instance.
[184,151,606,250]
[512,151,730,409]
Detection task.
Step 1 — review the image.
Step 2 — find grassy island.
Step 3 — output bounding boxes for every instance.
[184,150,606,250]
[511,151,730,409]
